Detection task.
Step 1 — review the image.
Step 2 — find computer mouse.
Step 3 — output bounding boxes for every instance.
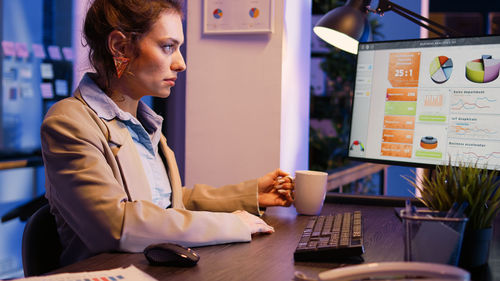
[143,242,200,267]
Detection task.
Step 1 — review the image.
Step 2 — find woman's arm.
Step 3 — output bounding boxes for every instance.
[41,101,252,257]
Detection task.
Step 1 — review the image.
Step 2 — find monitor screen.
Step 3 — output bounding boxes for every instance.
[348,35,500,170]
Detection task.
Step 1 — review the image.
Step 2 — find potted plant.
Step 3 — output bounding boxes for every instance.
[405,160,500,269]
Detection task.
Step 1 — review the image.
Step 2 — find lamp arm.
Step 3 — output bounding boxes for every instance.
[376,0,463,37]
[390,8,447,37]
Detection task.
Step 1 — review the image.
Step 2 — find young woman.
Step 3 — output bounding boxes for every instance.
[41,0,294,266]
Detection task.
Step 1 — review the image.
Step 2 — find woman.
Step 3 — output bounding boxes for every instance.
[41,0,294,266]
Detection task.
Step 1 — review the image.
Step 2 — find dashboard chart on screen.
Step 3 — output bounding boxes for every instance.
[348,36,500,170]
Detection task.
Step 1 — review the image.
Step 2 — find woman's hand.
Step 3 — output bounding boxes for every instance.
[257,169,294,208]
[233,210,274,234]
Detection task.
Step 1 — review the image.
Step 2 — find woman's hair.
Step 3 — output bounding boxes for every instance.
[83,0,183,88]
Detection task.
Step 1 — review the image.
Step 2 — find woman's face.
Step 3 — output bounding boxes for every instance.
[123,11,186,99]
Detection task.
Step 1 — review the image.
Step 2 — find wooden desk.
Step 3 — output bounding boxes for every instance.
[52,196,500,281]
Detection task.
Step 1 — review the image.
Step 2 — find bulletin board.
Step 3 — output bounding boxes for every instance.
[203,0,274,34]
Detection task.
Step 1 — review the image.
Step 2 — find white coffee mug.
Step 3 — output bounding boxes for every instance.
[293,170,328,215]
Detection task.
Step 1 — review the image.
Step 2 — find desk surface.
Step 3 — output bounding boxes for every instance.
[53,196,500,281]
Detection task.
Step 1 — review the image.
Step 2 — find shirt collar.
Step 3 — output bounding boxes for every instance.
[78,73,164,134]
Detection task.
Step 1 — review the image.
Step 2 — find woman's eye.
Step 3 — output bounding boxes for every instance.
[163,44,175,53]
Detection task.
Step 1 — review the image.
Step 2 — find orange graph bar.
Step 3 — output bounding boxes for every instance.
[382,129,414,144]
[380,143,412,158]
[386,88,418,101]
[424,95,443,106]
[383,116,416,130]
[388,52,421,88]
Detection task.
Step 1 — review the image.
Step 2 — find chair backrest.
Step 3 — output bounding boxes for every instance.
[22,203,62,276]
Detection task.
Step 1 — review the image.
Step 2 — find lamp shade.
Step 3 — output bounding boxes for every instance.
[313,4,367,54]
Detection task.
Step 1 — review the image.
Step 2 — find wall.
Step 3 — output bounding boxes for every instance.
[281,0,312,175]
[184,1,311,187]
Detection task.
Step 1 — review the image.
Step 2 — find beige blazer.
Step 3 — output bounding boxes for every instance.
[41,90,260,266]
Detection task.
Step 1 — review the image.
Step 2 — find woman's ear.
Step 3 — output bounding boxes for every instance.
[107,30,129,57]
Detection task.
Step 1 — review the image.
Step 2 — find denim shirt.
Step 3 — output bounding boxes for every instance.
[78,73,172,208]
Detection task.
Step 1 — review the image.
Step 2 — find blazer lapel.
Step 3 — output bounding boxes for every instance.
[73,89,154,203]
[105,119,153,202]
[159,136,184,209]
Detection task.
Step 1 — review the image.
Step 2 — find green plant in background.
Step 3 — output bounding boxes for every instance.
[405,160,500,231]
[309,0,382,173]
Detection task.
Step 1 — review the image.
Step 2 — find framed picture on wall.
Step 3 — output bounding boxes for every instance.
[203,0,274,34]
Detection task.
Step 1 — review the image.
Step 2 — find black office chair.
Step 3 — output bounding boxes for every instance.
[22,203,63,276]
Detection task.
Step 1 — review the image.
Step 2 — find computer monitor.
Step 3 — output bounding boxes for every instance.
[348,35,500,170]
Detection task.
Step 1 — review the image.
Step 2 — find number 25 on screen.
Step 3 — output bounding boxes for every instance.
[394,69,413,77]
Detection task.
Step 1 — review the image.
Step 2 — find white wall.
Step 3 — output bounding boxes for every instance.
[185,0,311,187]
[281,0,312,175]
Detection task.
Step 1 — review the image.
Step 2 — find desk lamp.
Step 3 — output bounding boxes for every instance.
[313,0,462,54]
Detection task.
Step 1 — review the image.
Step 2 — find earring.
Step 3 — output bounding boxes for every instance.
[113,56,130,79]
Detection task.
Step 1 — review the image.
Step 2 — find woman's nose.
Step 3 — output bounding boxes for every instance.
[171,51,186,72]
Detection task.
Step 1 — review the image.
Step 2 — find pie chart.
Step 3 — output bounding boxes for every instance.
[429,56,453,83]
[213,8,223,19]
[249,8,260,18]
[466,55,500,83]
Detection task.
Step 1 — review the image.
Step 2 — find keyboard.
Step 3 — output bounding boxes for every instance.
[293,211,364,262]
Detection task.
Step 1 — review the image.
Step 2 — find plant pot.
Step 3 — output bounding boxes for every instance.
[459,227,492,269]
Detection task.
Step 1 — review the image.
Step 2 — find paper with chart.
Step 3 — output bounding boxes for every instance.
[12,265,158,281]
